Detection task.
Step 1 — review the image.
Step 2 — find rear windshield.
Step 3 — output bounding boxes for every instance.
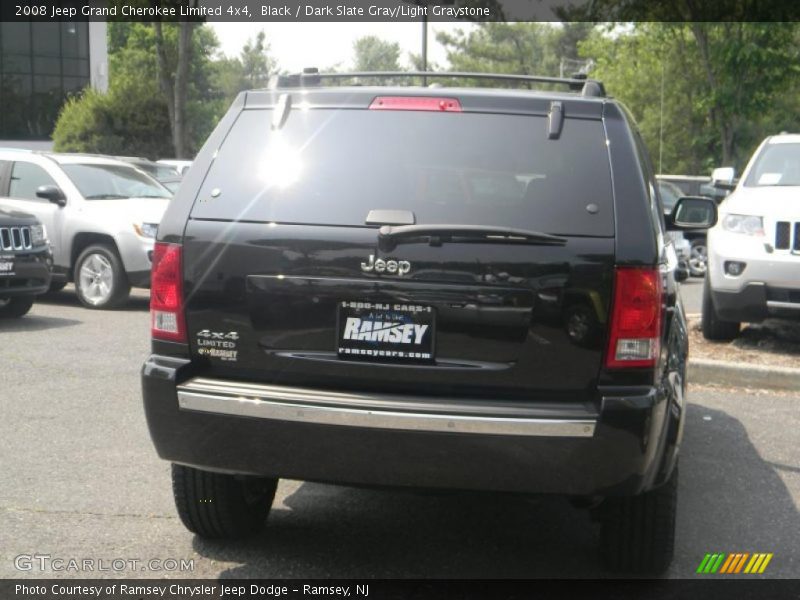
[192,108,614,236]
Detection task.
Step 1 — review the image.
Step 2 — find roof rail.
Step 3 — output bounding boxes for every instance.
[269,68,606,98]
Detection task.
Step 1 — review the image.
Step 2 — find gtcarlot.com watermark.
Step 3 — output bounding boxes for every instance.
[14,554,194,573]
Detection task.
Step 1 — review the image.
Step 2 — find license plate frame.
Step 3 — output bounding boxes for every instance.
[336,301,436,363]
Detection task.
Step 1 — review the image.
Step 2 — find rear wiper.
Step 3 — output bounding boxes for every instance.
[84,193,130,199]
[377,224,567,251]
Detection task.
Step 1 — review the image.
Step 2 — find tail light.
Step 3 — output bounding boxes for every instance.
[150,242,186,343]
[605,267,663,369]
[369,96,462,112]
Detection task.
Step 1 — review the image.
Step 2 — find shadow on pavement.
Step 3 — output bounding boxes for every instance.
[194,486,601,578]
[188,402,797,578]
[0,313,81,332]
[676,403,798,578]
[35,288,150,312]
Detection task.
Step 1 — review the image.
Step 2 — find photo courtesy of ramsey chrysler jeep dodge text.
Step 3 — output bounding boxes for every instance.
[141,70,717,574]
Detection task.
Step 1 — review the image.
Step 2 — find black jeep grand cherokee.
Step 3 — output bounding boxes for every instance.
[142,71,716,574]
[0,205,51,318]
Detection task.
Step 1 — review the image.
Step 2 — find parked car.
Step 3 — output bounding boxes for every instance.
[658,179,702,277]
[157,159,192,176]
[703,133,800,340]
[142,70,717,574]
[115,156,180,189]
[0,204,51,317]
[0,151,171,309]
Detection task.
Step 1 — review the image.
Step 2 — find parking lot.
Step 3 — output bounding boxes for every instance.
[1,285,797,579]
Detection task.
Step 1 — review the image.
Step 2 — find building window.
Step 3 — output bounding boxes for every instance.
[0,21,91,140]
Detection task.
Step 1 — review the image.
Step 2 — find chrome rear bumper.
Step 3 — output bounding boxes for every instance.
[177,377,597,438]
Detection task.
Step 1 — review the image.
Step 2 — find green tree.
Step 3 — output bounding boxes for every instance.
[240,31,277,89]
[353,36,402,71]
[579,23,800,173]
[53,86,174,158]
[54,22,226,158]
[436,23,593,88]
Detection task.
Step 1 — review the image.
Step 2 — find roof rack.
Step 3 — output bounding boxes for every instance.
[270,68,606,98]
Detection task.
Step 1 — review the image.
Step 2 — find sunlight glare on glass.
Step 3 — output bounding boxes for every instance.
[262,135,302,189]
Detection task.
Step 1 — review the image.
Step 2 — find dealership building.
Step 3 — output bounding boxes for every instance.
[0,21,107,150]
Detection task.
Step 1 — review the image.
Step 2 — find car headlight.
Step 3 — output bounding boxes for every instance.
[721,214,764,236]
[133,223,159,239]
[30,224,47,246]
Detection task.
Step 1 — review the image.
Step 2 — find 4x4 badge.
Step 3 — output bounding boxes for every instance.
[361,254,411,276]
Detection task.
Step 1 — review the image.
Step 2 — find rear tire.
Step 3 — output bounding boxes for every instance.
[701,278,739,341]
[171,464,278,539]
[599,468,678,575]
[74,244,130,309]
[0,296,34,318]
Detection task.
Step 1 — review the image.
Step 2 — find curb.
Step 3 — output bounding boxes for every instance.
[688,358,800,392]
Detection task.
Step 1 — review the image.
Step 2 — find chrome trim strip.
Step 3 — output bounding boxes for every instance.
[176,379,596,437]
[767,300,800,311]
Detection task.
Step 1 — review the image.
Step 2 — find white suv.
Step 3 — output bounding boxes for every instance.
[703,134,800,340]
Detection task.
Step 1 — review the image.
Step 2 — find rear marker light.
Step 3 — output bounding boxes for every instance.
[150,242,186,343]
[369,96,462,112]
[605,267,663,369]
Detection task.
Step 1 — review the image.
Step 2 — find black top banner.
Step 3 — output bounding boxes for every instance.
[4,0,800,22]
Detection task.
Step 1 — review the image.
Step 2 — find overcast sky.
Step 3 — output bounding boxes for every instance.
[209,22,475,72]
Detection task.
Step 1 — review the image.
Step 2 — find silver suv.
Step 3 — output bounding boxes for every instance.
[0,150,171,309]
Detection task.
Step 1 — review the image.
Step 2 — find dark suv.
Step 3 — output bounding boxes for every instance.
[0,205,51,317]
[142,71,717,574]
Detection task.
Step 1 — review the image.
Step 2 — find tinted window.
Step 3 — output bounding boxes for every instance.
[192,109,614,236]
[61,163,171,199]
[9,161,57,200]
[745,142,800,187]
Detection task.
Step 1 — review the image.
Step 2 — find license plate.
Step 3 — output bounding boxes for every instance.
[0,260,13,276]
[337,301,435,363]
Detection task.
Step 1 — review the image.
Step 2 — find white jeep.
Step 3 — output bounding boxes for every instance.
[703,134,800,340]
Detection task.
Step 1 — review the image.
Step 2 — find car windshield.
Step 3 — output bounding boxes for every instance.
[61,163,172,199]
[744,142,800,187]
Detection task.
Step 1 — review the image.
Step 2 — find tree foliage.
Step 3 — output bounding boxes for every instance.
[353,36,402,71]
[580,23,800,173]
[53,24,278,159]
[437,23,593,79]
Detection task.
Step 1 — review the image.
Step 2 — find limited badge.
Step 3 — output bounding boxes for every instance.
[195,329,239,362]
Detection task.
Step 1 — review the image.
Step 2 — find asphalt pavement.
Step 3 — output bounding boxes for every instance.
[0,286,797,579]
[680,277,703,315]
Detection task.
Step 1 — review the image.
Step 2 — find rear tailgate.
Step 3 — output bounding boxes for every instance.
[182,98,615,400]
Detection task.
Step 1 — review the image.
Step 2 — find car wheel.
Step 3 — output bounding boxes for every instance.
[74,244,131,309]
[171,464,278,539]
[598,468,677,575]
[0,296,34,318]
[701,277,739,341]
[688,240,707,278]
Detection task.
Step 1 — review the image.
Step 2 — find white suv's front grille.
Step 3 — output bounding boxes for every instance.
[0,226,32,251]
[774,221,800,251]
